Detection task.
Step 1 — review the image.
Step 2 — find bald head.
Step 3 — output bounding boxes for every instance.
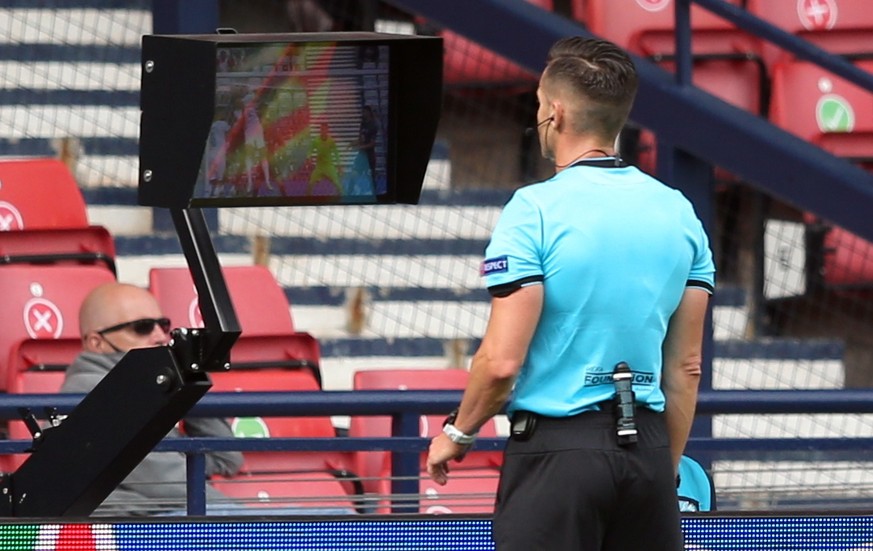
[80,282,170,353]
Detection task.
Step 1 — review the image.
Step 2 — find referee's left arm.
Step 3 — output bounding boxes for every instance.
[661,287,710,473]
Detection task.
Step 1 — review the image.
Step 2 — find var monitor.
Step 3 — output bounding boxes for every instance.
[139,32,442,208]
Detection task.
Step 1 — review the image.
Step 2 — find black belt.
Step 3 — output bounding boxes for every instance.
[510,405,662,444]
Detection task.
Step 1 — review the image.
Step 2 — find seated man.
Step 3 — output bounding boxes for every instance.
[62,282,244,516]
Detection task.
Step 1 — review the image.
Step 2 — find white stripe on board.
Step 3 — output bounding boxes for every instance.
[114,254,257,288]
[0,105,139,139]
[271,255,484,289]
[116,254,484,289]
[715,412,871,439]
[0,9,150,45]
[77,155,140,188]
[713,358,843,390]
[290,301,812,348]
[290,301,489,338]
[219,203,499,240]
[714,460,873,497]
[0,62,141,91]
[86,205,152,236]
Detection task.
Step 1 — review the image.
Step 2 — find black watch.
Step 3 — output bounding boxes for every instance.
[443,408,459,427]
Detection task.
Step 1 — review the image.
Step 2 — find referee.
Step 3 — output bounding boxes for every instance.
[426,37,715,550]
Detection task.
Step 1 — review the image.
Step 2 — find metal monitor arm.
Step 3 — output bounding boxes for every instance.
[0,208,240,517]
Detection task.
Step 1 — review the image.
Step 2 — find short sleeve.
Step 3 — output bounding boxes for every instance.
[482,191,545,297]
[687,218,716,294]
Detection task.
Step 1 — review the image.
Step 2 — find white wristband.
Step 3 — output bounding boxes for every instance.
[443,423,477,445]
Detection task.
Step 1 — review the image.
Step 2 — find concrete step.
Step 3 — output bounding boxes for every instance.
[713,459,873,509]
[113,253,753,339]
[0,5,149,46]
[313,338,845,395]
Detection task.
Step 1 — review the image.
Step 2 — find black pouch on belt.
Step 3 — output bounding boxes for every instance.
[510,410,537,441]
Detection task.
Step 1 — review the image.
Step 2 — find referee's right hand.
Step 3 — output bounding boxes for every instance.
[426,433,468,485]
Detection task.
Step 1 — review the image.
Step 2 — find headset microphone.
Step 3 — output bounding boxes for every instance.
[524,116,553,137]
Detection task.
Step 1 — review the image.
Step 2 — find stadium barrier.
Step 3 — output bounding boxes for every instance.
[2,389,873,515]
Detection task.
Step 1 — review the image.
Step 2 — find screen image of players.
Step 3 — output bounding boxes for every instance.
[342,105,378,197]
[262,85,312,194]
[197,42,391,202]
[193,106,233,198]
[307,121,342,196]
[205,108,231,196]
[241,92,274,195]
[218,88,276,198]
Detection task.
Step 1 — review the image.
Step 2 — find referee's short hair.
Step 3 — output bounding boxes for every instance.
[542,37,639,139]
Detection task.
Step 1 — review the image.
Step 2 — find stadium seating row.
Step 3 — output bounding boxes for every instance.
[0,261,494,513]
[439,0,873,295]
[445,0,873,95]
[0,155,495,512]
[576,0,873,296]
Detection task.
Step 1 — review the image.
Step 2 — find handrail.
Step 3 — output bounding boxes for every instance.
[8,388,873,419]
[691,0,873,93]
[6,389,873,515]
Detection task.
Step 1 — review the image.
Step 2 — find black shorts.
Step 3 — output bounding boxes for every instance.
[492,407,684,551]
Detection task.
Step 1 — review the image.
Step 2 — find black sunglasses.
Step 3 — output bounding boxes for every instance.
[97,317,171,336]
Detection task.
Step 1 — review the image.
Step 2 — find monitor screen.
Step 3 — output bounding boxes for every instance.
[191,41,390,206]
[139,32,441,208]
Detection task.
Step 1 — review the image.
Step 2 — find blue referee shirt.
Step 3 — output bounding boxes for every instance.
[482,162,716,417]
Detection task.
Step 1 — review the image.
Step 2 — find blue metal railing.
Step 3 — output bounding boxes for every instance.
[5,389,873,514]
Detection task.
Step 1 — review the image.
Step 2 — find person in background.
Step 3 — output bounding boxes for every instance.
[62,282,244,516]
[426,36,715,550]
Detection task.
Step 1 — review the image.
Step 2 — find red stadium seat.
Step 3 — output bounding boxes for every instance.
[770,59,873,289]
[209,366,355,484]
[0,265,115,392]
[0,264,112,473]
[630,55,767,176]
[659,56,767,115]
[0,158,89,228]
[226,334,322,387]
[769,59,873,161]
[577,0,757,57]
[349,368,502,514]
[5,337,80,393]
[0,158,116,273]
[819,224,873,288]
[149,265,322,382]
[439,0,553,90]
[210,471,360,513]
[149,265,297,334]
[209,366,362,512]
[576,0,765,112]
[576,0,766,180]
[0,338,81,473]
[0,227,116,274]
[3,369,68,472]
[747,0,873,67]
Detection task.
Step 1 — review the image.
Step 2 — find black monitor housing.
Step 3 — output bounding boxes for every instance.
[139,32,442,208]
